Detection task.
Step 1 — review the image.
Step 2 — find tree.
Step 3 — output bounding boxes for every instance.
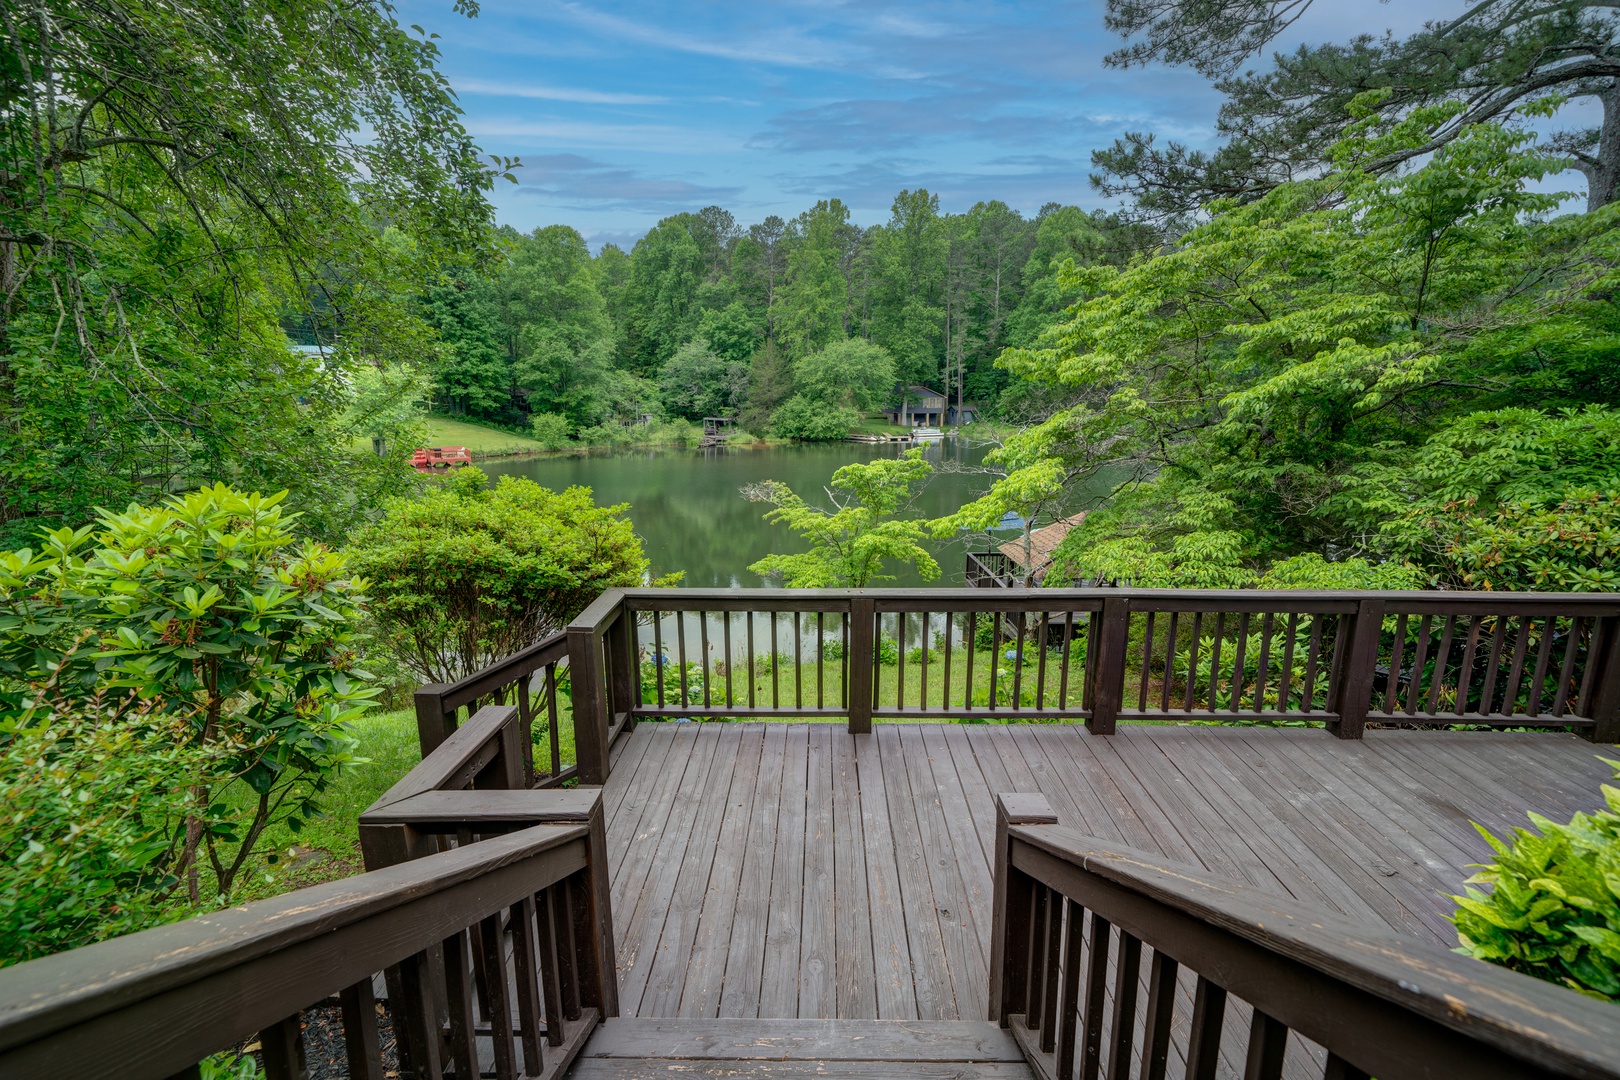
[1095,1,1620,216]
[869,189,946,386]
[622,215,707,372]
[739,338,792,433]
[658,338,748,420]
[345,468,649,683]
[793,338,897,412]
[422,272,508,417]
[777,200,857,358]
[501,226,617,426]
[0,0,510,544]
[746,449,939,586]
[346,362,430,460]
[995,120,1620,585]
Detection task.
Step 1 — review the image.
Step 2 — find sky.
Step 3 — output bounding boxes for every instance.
[393,1,1463,250]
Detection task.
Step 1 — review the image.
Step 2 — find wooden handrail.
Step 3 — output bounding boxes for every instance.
[0,822,605,1080]
[988,793,1620,1080]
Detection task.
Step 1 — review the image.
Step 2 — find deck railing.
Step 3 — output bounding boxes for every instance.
[988,793,1620,1080]
[410,587,1620,784]
[966,549,1020,587]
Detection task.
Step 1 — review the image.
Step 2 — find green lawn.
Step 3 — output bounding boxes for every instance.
[851,414,912,436]
[420,416,546,456]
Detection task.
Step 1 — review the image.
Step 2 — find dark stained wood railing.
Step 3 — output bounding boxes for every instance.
[966,550,1019,588]
[0,819,610,1080]
[987,793,1620,1080]
[610,588,1620,741]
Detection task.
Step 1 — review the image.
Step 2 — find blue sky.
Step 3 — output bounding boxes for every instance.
[395,1,1457,250]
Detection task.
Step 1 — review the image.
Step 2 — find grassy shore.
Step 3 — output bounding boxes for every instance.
[421,416,546,456]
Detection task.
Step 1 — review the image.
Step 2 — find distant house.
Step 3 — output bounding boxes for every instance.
[884,384,946,427]
[966,512,1089,587]
[947,401,980,425]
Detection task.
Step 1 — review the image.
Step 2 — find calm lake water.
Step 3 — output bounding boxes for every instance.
[482,438,1114,588]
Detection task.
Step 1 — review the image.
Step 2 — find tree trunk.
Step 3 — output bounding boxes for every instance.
[1588,79,1620,212]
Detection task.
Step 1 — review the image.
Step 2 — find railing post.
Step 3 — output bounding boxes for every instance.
[1329,598,1384,740]
[848,596,875,734]
[603,604,638,736]
[1585,615,1620,743]
[989,793,1058,1024]
[576,794,620,1018]
[1087,596,1130,735]
[413,683,453,758]
[567,624,612,785]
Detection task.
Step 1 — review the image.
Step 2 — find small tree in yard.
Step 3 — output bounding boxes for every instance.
[0,485,376,905]
[746,449,938,587]
[346,467,650,683]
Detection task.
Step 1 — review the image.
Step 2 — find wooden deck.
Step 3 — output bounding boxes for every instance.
[597,721,1616,1023]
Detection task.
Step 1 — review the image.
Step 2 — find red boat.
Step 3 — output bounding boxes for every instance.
[411,445,472,470]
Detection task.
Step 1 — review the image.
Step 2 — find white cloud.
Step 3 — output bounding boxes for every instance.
[453,76,669,105]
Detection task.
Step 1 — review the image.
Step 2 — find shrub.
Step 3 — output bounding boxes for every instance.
[1,692,207,963]
[0,485,374,904]
[529,411,573,450]
[770,396,859,441]
[1451,761,1620,1001]
[345,467,648,683]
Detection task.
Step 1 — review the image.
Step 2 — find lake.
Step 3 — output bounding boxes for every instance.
[481,437,1114,588]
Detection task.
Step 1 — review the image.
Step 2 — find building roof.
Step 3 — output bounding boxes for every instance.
[997,512,1089,576]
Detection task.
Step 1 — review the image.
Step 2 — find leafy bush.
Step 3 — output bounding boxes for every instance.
[346,467,648,683]
[1,692,207,963]
[1451,762,1620,1001]
[0,485,374,904]
[529,411,573,449]
[1420,489,1620,592]
[876,635,900,666]
[770,396,859,442]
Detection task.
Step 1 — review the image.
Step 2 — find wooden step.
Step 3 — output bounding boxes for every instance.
[567,1018,1035,1077]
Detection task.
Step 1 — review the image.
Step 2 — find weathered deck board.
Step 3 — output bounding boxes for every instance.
[602,722,1616,1024]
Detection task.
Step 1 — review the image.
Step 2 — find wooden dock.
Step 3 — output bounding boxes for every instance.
[598,722,1614,1023]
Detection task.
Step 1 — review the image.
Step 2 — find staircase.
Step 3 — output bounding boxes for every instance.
[566,1018,1033,1077]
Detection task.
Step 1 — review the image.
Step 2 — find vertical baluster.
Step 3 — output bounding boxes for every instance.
[1160,612,1179,713]
[1106,931,1142,1080]
[943,613,955,712]
[1252,613,1273,713]
[1323,1053,1373,1080]
[653,617,666,708]
[509,896,546,1075]
[1502,615,1533,717]
[1229,612,1249,712]
[898,610,908,710]
[771,612,781,711]
[920,612,931,711]
[748,612,758,709]
[1011,611,1028,711]
[817,611,825,709]
[394,950,443,1080]
[1041,887,1063,1053]
[701,611,712,709]
[1384,613,1408,714]
[1138,612,1155,711]
[1206,614,1225,713]
[967,612,979,711]
[1058,612,1073,709]
[1424,615,1456,715]
[1324,614,1348,715]
[677,610,692,707]
[1057,899,1084,1080]
[1185,976,1227,1080]
[1276,613,1297,712]
[1301,616,1322,712]
[534,887,566,1046]
[557,878,583,1020]
[794,610,804,710]
[1184,613,1203,712]
[1139,950,1178,1080]
[517,676,535,785]
[442,930,479,1080]
[990,611,1004,712]
[1079,914,1111,1080]
[725,611,735,707]
[259,1015,307,1080]
[1404,615,1433,716]
[478,912,518,1080]
[1479,617,1509,716]
[841,612,850,709]
[1553,616,1582,717]
[1036,612,1051,711]
[1243,1010,1288,1080]
[339,979,383,1080]
[1025,886,1048,1031]
[1456,615,1482,715]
